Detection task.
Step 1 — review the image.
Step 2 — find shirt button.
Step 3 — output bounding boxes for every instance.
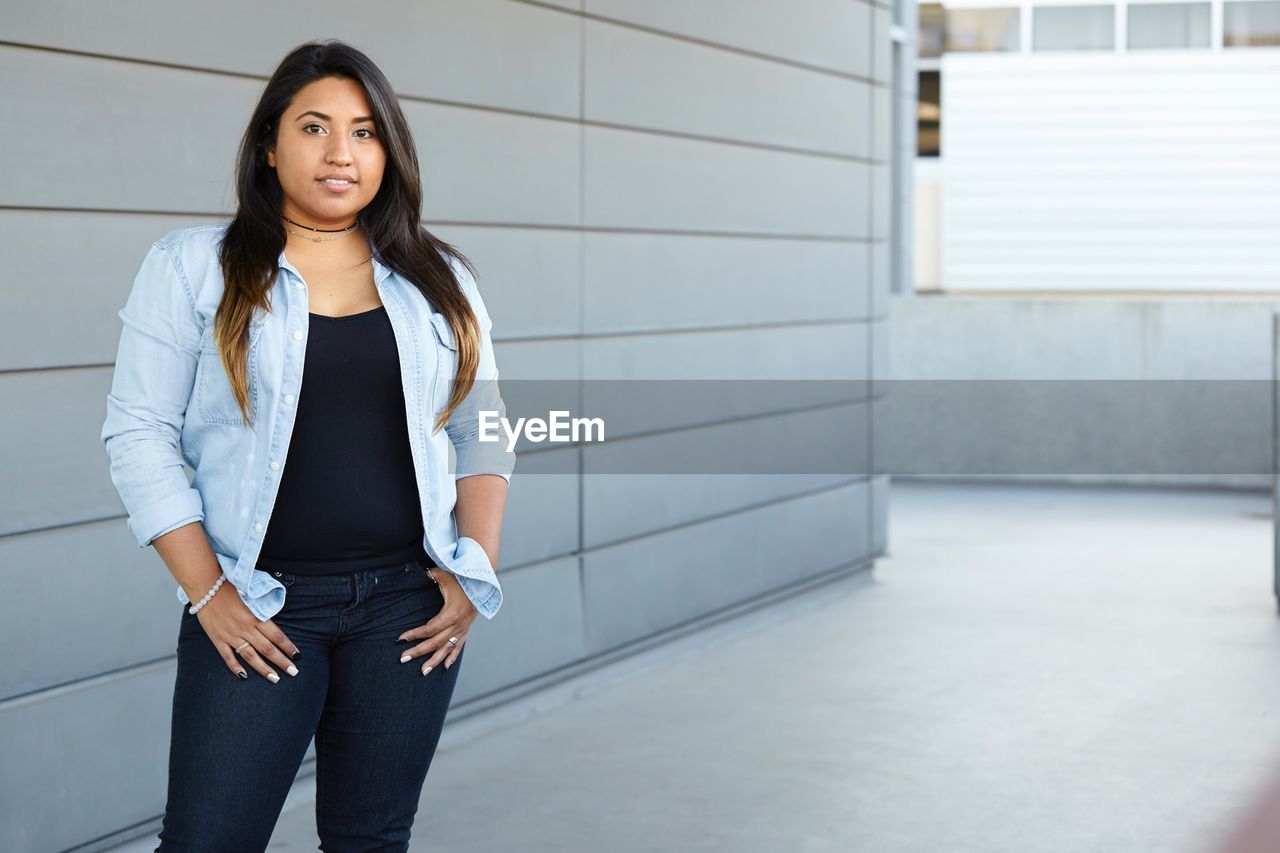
[292,330,304,341]
[284,394,295,405]
[254,522,264,532]
[270,460,279,470]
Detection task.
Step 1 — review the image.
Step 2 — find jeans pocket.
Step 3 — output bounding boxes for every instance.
[400,563,439,588]
[374,563,440,604]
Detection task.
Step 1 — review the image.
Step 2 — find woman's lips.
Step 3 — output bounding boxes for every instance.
[318,178,355,192]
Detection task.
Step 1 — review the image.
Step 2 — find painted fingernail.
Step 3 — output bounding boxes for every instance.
[237,671,248,680]
[267,672,280,684]
[400,654,412,663]
[291,650,303,660]
[286,664,299,677]
[397,637,410,644]
[421,665,432,676]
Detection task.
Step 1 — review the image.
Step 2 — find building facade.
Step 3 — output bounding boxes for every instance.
[0,2,904,848]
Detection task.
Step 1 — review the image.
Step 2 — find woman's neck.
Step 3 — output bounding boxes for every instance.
[283,228,372,270]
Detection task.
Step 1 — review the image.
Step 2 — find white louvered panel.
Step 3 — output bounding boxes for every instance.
[940,49,1280,292]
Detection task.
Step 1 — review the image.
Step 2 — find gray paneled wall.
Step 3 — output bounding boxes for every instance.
[0,1,894,849]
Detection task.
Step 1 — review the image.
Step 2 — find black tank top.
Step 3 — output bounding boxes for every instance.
[256,305,434,575]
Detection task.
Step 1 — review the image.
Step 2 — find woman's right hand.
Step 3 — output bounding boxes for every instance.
[194,584,301,683]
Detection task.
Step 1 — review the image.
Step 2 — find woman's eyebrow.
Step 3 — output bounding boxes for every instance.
[294,110,375,123]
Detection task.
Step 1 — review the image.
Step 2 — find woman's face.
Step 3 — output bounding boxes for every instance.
[265,76,386,228]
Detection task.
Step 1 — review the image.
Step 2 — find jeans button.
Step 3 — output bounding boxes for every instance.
[273,571,282,577]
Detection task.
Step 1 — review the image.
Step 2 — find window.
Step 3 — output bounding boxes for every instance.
[920,3,947,57]
[920,4,1020,55]
[918,71,941,157]
[1033,5,1116,50]
[946,7,1022,51]
[1224,0,1280,45]
[1128,2,1211,47]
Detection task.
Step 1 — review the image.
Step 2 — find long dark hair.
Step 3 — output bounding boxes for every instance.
[215,39,482,433]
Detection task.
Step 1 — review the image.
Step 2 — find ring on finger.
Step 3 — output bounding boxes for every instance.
[447,636,458,646]
[235,640,252,654]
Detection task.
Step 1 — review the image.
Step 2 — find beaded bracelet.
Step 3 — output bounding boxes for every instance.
[189,572,227,615]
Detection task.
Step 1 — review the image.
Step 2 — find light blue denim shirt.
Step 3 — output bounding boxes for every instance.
[100,223,515,621]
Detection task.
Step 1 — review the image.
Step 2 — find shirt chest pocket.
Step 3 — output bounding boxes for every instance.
[195,321,264,426]
[428,313,458,414]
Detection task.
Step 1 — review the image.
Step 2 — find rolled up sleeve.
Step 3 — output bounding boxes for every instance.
[100,241,206,548]
[444,262,517,484]
[448,535,504,620]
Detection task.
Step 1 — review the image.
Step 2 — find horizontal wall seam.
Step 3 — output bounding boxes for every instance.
[503,0,892,86]
[0,41,889,162]
[0,317,886,376]
[446,553,878,712]
[0,208,887,241]
[0,416,892,545]
[0,654,172,709]
[575,474,876,555]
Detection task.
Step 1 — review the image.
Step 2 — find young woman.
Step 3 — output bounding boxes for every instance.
[99,40,516,850]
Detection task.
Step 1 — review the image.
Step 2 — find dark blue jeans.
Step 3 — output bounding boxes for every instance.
[155,557,466,852]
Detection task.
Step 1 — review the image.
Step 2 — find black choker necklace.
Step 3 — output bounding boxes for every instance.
[281,214,357,233]
[281,214,359,243]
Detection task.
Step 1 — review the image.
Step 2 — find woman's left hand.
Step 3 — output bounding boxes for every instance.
[397,568,477,674]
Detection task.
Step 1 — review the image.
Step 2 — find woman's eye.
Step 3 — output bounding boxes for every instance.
[303,124,375,139]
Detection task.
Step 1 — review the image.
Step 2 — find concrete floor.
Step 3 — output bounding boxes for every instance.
[116,481,1280,852]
